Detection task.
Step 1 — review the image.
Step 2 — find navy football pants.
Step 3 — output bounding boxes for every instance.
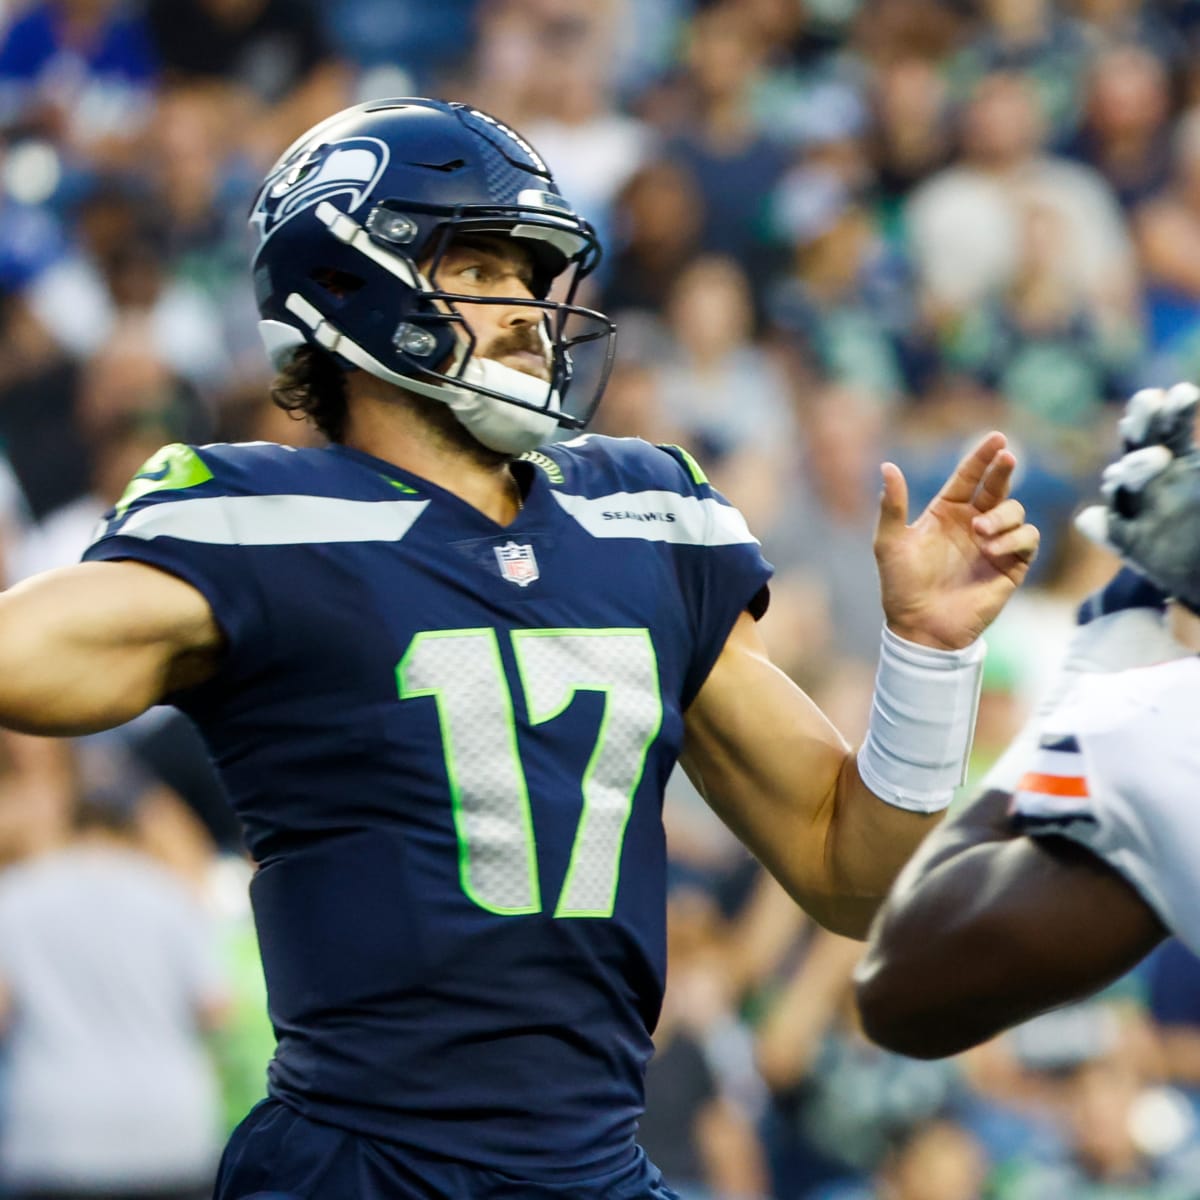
[216,1099,682,1200]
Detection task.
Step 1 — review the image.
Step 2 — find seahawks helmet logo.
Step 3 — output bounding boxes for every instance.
[251,136,389,243]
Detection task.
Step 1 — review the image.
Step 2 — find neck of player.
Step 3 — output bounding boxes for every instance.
[341,373,525,526]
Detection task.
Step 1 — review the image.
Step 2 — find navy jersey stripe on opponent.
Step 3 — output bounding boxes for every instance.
[1038,733,1081,754]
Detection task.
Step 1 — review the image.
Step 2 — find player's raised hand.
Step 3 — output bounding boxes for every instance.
[873,432,1039,650]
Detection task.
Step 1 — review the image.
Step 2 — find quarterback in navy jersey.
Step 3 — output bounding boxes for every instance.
[0,99,1037,1198]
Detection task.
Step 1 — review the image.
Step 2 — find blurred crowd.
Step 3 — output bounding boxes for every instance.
[1,0,1200,1197]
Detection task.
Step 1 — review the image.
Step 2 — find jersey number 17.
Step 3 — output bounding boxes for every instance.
[397,627,663,919]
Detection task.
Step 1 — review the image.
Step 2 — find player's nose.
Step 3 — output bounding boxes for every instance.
[497,283,539,327]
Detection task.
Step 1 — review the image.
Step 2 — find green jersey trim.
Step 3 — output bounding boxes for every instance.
[115,444,214,516]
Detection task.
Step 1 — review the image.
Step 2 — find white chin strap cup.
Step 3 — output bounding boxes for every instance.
[269,298,563,456]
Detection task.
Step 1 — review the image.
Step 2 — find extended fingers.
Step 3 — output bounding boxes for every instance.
[973,493,1038,568]
[937,432,1008,506]
[982,521,1040,564]
[973,448,1018,513]
[973,496,1025,539]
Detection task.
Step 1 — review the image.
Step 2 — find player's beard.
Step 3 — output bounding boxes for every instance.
[401,323,554,464]
[397,386,513,468]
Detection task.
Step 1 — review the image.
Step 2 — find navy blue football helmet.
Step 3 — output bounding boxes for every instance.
[249,97,616,452]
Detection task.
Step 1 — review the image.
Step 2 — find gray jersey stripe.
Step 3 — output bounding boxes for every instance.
[550,489,757,546]
[113,495,430,545]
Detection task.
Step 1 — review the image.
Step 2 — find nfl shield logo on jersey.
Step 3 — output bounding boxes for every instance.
[495,541,539,587]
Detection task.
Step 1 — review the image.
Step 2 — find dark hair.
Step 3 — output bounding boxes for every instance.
[270,345,348,442]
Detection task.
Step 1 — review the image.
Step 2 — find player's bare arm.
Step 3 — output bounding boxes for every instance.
[854,787,1166,1059]
[0,561,222,735]
[682,432,1039,939]
[681,612,939,937]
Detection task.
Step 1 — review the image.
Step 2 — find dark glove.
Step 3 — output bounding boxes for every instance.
[1078,447,1200,616]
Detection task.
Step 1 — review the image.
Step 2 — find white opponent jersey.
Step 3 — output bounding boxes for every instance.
[1009,656,1200,955]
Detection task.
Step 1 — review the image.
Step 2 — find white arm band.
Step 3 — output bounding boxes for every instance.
[856,625,987,813]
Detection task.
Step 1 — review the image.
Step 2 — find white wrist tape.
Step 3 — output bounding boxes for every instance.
[856,625,987,813]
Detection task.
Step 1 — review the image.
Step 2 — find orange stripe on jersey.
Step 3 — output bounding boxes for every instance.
[1016,771,1089,798]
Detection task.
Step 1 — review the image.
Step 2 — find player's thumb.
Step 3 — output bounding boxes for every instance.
[875,462,909,545]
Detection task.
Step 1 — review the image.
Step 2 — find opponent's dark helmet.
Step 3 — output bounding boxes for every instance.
[249,97,616,453]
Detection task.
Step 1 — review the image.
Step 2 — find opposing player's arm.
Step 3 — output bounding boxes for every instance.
[0,561,223,735]
[681,611,942,940]
[853,788,1166,1059]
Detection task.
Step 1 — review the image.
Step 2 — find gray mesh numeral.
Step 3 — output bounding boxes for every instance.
[514,630,662,917]
[396,629,540,915]
[396,627,662,919]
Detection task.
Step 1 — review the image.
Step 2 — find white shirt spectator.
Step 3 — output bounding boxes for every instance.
[0,845,227,1191]
[906,155,1136,313]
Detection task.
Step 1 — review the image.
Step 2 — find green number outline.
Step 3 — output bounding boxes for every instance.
[396,628,541,916]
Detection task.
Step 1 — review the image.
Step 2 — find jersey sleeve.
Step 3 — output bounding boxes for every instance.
[1008,665,1200,957]
[81,443,270,683]
[654,444,773,707]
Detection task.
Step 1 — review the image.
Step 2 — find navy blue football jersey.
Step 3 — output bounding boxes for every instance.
[83,435,771,1179]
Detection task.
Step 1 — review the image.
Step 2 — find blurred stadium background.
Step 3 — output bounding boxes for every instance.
[1,0,1200,1197]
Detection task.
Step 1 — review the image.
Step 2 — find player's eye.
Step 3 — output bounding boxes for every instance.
[458,263,489,285]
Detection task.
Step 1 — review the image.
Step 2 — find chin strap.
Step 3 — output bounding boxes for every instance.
[270,295,559,455]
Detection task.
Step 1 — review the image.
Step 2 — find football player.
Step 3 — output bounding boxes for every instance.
[857,384,1200,1060]
[0,99,1037,1197]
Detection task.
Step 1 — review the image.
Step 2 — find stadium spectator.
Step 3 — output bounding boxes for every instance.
[755,929,973,1198]
[906,70,1137,333]
[766,163,928,403]
[1070,43,1174,211]
[143,84,264,369]
[762,385,889,667]
[944,198,1139,434]
[0,744,228,1200]
[1134,107,1200,370]
[25,176,230,388]
[13,407,177,579]
[640,883,770,1200]
[652,254,797,533]
[520,32,653,246]
[831,1117,990,1200]
[992,1049,1200,1197]
[660,4,790,276]
[948,0,1091,141]
[0,0,157,169]
[143,0,349,164]
[867,55,955,215]
[600,161,704,320]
